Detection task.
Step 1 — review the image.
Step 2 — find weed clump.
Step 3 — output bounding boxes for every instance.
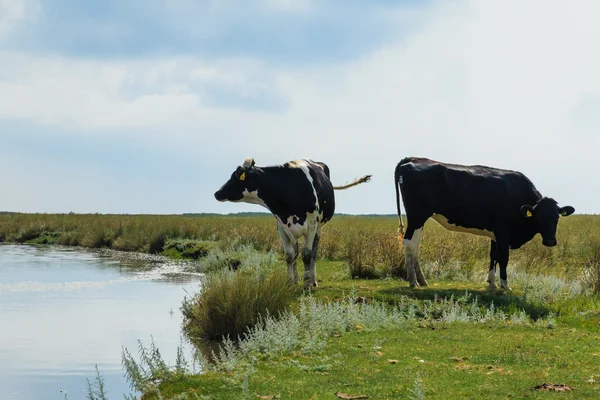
[24,231,62,245]
[81,230,115,248]
[162,238,218,260]
[182,250,293,341]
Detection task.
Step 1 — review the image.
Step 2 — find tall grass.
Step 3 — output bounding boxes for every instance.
[121,337,191,399]
[1,213,599,287]
[181,247,294,341]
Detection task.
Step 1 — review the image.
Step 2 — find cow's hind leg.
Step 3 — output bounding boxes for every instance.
[302,220,318,289]
[403,224,425,288]
[309,232,321,288]
[496,238,511,291]
[487,240,498,289]
[278,224,298,285]
[413,228,427,286]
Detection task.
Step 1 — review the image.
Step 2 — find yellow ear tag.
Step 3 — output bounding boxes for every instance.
[239,172,246,181]
[526,210,533,217]
[560,210,568,216]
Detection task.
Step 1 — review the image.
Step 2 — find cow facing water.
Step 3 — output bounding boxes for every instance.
[215,158,371,289]
[395,157,575,290]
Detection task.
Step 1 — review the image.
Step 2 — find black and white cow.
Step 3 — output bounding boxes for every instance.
[215,158,371,289]
[394,157,575,290]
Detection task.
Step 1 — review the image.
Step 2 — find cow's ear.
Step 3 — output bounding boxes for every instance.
[520,205,534,218]
[559,206,575,217]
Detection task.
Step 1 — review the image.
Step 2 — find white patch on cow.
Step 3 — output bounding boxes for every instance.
[275,210,321,289]
[500,279,511,291]
[287,159,319,211]
[230,189,269,210]
[403,228,423,257]
[431,214,496,241]
[284,215,308,239]
[278,224,299,285]
[276,211,318,240]
[488,269,497,289]
[316,211,324,223]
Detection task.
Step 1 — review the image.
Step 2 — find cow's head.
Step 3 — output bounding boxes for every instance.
[520,197,575,247]
[214,158,258,202]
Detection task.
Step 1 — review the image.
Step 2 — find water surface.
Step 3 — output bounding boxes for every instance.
[0,245,202,399]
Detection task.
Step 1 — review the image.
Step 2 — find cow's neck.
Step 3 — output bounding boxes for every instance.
[248,166,292,212]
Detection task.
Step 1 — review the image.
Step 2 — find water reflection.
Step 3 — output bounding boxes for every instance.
[0,245,202,399]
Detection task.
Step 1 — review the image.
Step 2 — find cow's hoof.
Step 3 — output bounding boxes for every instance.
[500,280,511,291]
[409,282,420,288]
[417,279,428,287]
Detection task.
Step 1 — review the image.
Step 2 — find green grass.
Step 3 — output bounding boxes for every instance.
[152,323,600,399]
[136,259,599,400]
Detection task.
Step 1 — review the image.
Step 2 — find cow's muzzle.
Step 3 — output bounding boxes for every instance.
[214,191,226,202]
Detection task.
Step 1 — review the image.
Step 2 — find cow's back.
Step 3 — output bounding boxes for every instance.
[397,157,541,232]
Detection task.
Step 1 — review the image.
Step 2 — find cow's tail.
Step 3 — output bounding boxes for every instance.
[394,163,405,243]
[332,175,372,190]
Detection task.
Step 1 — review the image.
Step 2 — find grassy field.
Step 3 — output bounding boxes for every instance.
[154,324,600,399]
[136,260,600,400]
[1,212,599,282]
[2,213,600,399]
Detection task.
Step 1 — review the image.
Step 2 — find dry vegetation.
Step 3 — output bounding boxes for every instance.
[1,213,599,287]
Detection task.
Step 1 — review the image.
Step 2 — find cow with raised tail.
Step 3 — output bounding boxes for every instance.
[394,157,575,290]
[215,158,371,289]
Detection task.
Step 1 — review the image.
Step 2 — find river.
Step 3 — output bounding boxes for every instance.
[0,244,202,399]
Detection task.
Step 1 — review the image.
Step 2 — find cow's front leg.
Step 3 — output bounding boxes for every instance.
[496,239,511,291]
[278,224,298,285]
[302,221,318,289]
[487,240,498,289]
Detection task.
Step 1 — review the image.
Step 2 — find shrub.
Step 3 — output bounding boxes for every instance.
[57,231,81,246]
[162,238,218,259]
[582,261,600,295]
[15,226,44,242]
[147,232,167,254]
[81,230,114,248]
[112,236,145,252]
[24,231,61,245]
[182,257,294,341]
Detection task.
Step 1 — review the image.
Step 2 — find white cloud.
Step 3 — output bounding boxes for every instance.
[0,54,282,134]
[1,0,599,213]
[0,0,41,39]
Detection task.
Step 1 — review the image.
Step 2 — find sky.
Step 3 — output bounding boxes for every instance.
[1,0,599,215]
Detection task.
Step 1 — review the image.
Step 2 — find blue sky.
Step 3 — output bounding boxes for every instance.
[1,0,600,214]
